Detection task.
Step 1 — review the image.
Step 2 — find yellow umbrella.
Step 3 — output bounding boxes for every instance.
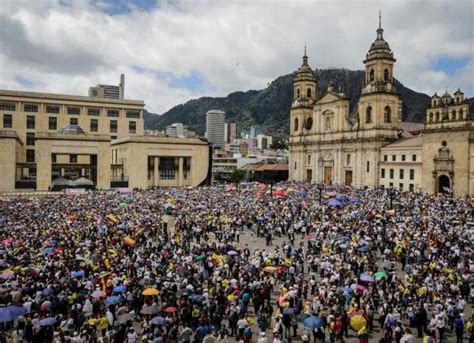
[350,314,367,331]
[143,288,160,296]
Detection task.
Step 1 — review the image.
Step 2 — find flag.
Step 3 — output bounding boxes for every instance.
[106,214,118,224]
[211,253,224,266]
[123,236,136,248]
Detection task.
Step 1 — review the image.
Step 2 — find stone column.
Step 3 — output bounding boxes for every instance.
[96,142,111,190]
[36,140,52,191]
[178,157,184,187]
[154,157,159,187]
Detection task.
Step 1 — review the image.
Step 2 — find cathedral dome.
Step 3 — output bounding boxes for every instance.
[295,50,316,82]
[364,14,395,62]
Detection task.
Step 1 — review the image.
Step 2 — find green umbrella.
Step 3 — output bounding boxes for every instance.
[195,255,205,262]
[119,202,128,207]
[374,271,388,279]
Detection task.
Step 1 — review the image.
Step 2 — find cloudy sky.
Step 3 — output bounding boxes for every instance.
[0,0,472,114]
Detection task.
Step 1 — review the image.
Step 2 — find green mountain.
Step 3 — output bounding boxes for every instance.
[144,68,459,135]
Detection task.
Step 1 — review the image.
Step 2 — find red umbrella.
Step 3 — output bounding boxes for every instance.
[164,306,177,313]
[305,234,315,239]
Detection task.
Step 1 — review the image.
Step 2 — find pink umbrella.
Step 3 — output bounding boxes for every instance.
[352,284,367,292]
[91,290,106,299]
[1,239,13,245]
[0,272,15,280]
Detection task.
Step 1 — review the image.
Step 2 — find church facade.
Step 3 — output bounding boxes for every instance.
[288,18,474,197]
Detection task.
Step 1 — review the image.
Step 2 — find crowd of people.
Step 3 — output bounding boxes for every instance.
[0,183,472,343]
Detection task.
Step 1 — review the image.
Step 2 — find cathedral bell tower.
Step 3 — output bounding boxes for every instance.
[357,12,400,134]
[290,46,317,136]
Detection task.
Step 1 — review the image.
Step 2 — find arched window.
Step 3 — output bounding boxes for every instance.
[325,116,331,131]
[307,88,312,98]
[429,112,433,122]
[435,112,440,122]
[384,106,391,123]
[369,69,375,82]
[459,108,464,119]
[384,69,389,81]
[366,106,373,123]
[306,117,313,130]
[296,88,300,98]
[294,117,299,131]
[452,110,456,121]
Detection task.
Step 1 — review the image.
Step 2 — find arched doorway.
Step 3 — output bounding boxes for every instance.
[437,175,451,194]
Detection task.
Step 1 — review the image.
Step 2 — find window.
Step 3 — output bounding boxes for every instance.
[389,182,393,187]
[347,154,351,165]
[110,120,118,133]
[307,88,312,98]
[365,106,372,123]
[26,116,35,129]
[26,149,35,163]
[392,155,396,161]
[107,109,120,117]
[294,162,297,170]
[389,169,394,179]
[381,168,385,178]
[129,121,136,134]
[459,108,464,119]
[399,169,404,179]
[49,117,57,130]
[412,154,417,161]
[46,105,60,114]
[24,104,38,112]
[369,69,374,82]
[3,114,12,128]
[384,155,388,162]
[366,161,370,172]
[52,154,57,163]
[384,106,391,123]
[296,89,300,98]
[70,118,78,125]
[325,116,331,131]
[307,155,311,164]
[306,117,313,130]
[70,154,78,163]
[401,154,406,161]
[435,112,440,121]
[90,119,98,132]
[0,103,16,111]
[126,111,140,118]
[452,110,456,120]
[87,108,101,116]
[399,183,403,190]
[429,113,433,122]
[26,133,35,146]
[409,184,414,192]
[409,169,415,180]
[384,68,389,81]
[67,107,81,115]
[294,118,299,131]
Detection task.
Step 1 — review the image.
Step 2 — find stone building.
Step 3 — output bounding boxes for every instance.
[0,89,210,192]
[288,16,473,197]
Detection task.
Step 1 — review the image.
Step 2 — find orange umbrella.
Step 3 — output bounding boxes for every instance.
[142,288,160,296]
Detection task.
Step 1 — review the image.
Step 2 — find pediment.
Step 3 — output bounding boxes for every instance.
[317,92,343,104]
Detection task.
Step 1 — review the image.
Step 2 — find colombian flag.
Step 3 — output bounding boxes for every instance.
[106,214,118,224]
[211,253,224,266]
[123,236,136,248]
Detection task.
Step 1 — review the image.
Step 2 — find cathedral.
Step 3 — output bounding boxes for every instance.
[288,16,474,197]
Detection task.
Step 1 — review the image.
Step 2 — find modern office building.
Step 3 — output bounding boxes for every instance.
[206,110,225,148]
[0,88,210,192]
[224,122,237,143]
[89,74,125,100]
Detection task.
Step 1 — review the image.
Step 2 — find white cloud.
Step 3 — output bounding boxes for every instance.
[0,0,472,114]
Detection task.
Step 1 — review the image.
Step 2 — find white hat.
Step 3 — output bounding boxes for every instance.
[302,335,309,341]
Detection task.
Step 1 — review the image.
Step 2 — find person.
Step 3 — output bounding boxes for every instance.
[181,326,193,343]
[127,328,138,343]
[453,314,464,343]
[400,328,415,343]
[243,324,253,343]
[357,326,369,343]
[258,332,268,343]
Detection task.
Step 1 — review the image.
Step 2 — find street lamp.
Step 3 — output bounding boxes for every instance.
[387,186,395,209]
[317,184,323,204]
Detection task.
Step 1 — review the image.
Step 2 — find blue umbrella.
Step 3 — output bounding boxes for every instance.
[298,190,307,196]
[335,195,348,202]
[328,199,342,207]
[42,288,54,296]
[341,287,354,293]
[71,271,84,278]
[227,250,238,256]
[150,316,167,325]
[105,296,122,306]
[39,317,57,326]
[113,285,127,293]
[282,307,296,315]
[358,246,370,253]
[0,306,26,323]
[350,197,361,203]
[43,247,54,254]
[190,294,206,303]
[303,316,323,329]
[257,217,265,222]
